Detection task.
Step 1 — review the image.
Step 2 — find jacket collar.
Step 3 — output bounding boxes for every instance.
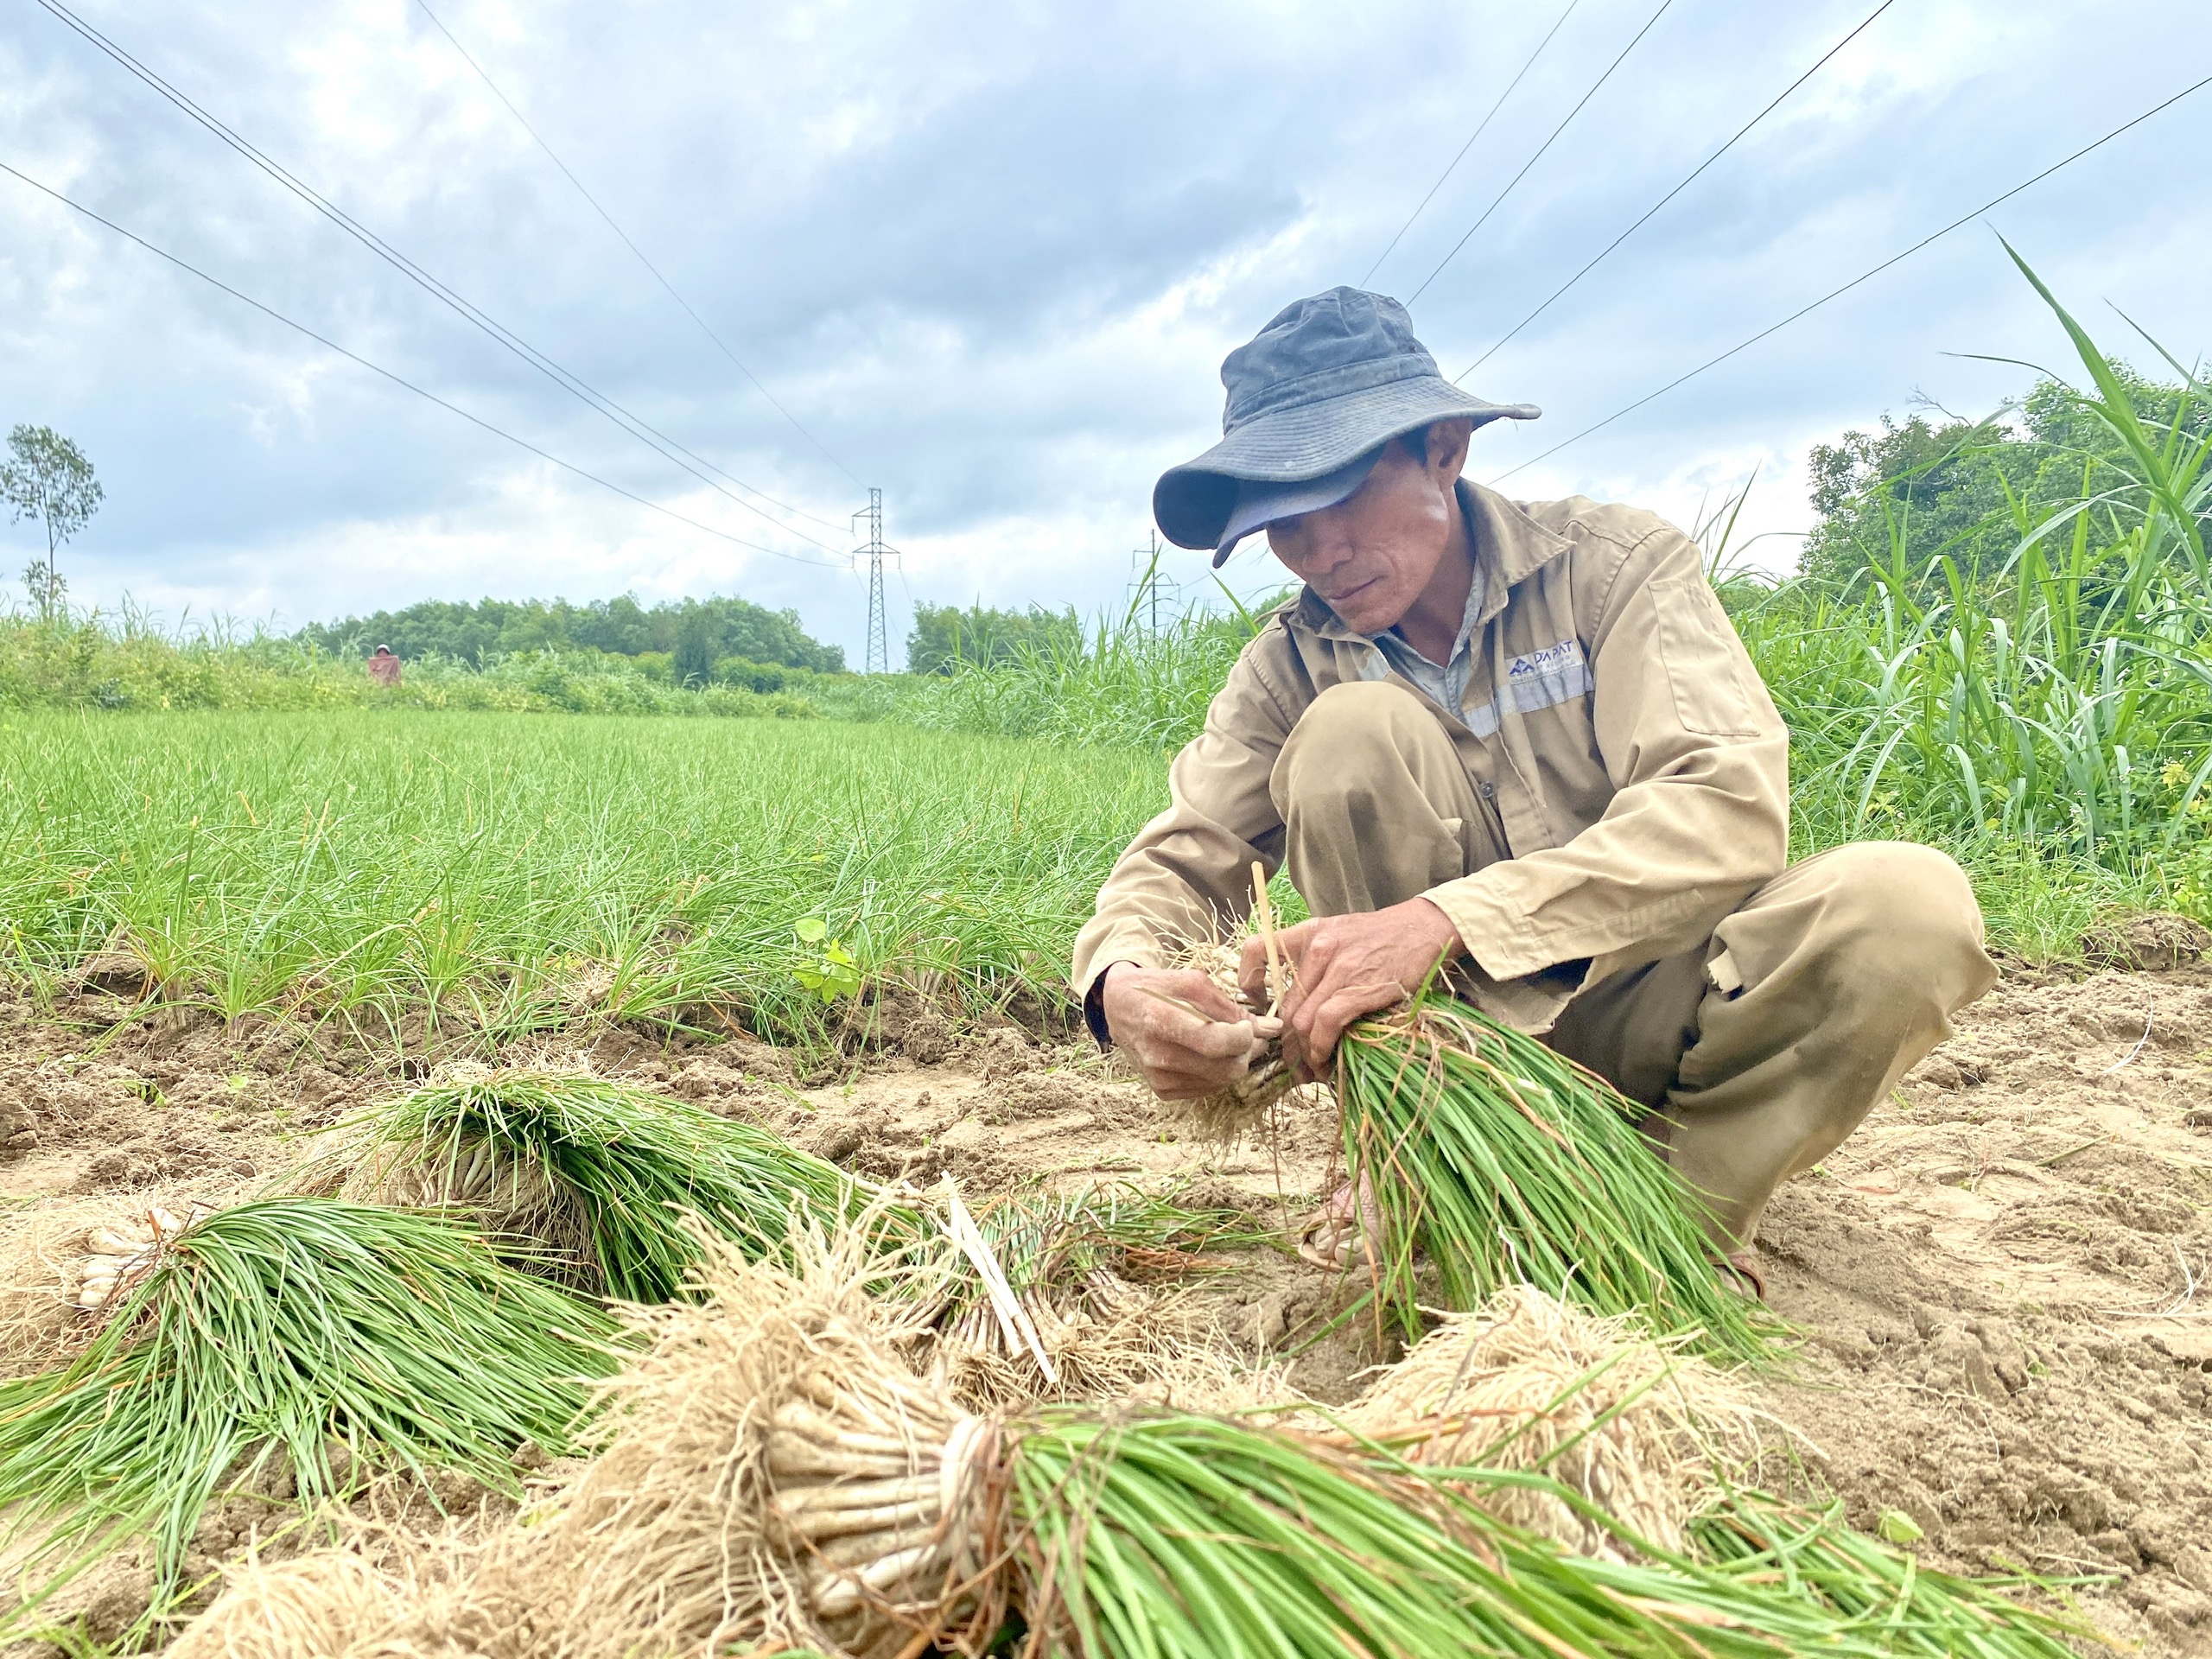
[1462,480,1573,624]
[1286,478,1575,641]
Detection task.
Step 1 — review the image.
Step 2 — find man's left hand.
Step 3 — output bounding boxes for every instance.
[1237,897,1464,1079]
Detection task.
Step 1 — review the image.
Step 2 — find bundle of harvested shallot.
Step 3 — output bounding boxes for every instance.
[0,1197,614,1645]
[921,1177,1266,1408]
[1338,994,1787,1363]
[304,1068,924,1299]
[175,1220,2093,1659]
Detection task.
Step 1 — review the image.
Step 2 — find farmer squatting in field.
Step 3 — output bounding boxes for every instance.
[1074,286,1998,1288]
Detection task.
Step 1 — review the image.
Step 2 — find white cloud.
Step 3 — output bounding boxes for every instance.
[2,0,2206,661]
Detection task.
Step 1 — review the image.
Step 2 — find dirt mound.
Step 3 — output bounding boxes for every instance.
[1754,959,2212,1653]
[2079,910,2212,974]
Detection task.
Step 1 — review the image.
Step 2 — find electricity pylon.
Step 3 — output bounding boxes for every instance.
[851,488,899,674]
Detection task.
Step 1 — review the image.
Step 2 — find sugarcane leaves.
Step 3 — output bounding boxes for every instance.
[1336,997,1787,1364]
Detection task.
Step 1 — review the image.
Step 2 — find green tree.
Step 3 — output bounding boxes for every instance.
[671,608,717,686]
[2,424,104,620]
[1801,366,2210,594]
[906,601,1080,676]
[295,593,845,673]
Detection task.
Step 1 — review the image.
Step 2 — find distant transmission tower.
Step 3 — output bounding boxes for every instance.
[851,487,899,673]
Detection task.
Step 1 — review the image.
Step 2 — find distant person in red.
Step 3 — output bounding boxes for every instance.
[367,645,402,687]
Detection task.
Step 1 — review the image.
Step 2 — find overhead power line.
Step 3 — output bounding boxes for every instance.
[1362,0,1584,289]
[0,158,848,570]
[1405,0,1677,305]
[409,0,863,504]
[1457,0,1897,384]
[32,0,846,559]
[1488,69,2212,486]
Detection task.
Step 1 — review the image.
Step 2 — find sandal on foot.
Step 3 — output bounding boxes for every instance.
[1298,1175,1379,1272]
[1717,1248,1767,1302]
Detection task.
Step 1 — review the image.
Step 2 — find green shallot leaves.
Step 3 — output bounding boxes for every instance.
[344,1071,920,1302]
[0,1197,614,1635]
[1338,998,1786,1363]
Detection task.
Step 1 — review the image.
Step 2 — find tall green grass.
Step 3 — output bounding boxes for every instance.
[895,573,1286,749]
[1722,252,2212,938]
[0,712,1163,1043]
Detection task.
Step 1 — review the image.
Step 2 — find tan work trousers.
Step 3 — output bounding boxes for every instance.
[1270,682,1997,1245]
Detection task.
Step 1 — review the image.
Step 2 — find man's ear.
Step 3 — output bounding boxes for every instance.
[1430,416,1476,484]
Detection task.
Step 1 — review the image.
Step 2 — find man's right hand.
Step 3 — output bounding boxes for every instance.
[1098,963,1265,1100]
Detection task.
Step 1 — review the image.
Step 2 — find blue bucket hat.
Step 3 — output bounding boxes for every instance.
[1154,286,1540,564]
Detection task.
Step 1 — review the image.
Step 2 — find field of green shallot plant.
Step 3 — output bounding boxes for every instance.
[0,712,1163,1050]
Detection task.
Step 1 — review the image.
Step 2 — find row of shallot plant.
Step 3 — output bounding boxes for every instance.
[0,712,1165,1051]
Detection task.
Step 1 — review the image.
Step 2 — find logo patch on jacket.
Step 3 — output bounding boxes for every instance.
[1462,639,1589,736]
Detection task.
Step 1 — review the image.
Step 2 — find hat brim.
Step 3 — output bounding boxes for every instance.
[1211,449,1382,567]
[1154,376,1539,551]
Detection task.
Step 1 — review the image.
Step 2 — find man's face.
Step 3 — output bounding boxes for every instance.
[1263,420,1471,634]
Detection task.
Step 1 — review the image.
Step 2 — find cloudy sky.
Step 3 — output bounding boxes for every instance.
[2,0,2207,664]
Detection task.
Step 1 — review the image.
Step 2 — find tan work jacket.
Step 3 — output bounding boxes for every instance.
[1071,480,1790,1033]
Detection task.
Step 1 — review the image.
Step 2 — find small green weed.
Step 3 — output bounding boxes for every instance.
[791,918,861,1003]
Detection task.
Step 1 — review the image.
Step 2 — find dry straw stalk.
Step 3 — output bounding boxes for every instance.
[1334,1283,1768,1560]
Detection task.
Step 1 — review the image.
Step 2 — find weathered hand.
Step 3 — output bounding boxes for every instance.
[1238,898,1463,1079]
[1099,963,1266,1100]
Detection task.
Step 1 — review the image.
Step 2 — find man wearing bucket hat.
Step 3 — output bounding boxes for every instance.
[1072,287,1996,1276]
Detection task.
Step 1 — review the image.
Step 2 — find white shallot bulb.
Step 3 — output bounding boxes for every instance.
[75,1204,190,1312]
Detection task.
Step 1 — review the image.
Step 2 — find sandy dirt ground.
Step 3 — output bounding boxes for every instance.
[3,956,2210,1654]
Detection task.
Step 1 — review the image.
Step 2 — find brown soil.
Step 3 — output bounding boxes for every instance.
[4,963,2211,1653]
[1757,960,2212,1655]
